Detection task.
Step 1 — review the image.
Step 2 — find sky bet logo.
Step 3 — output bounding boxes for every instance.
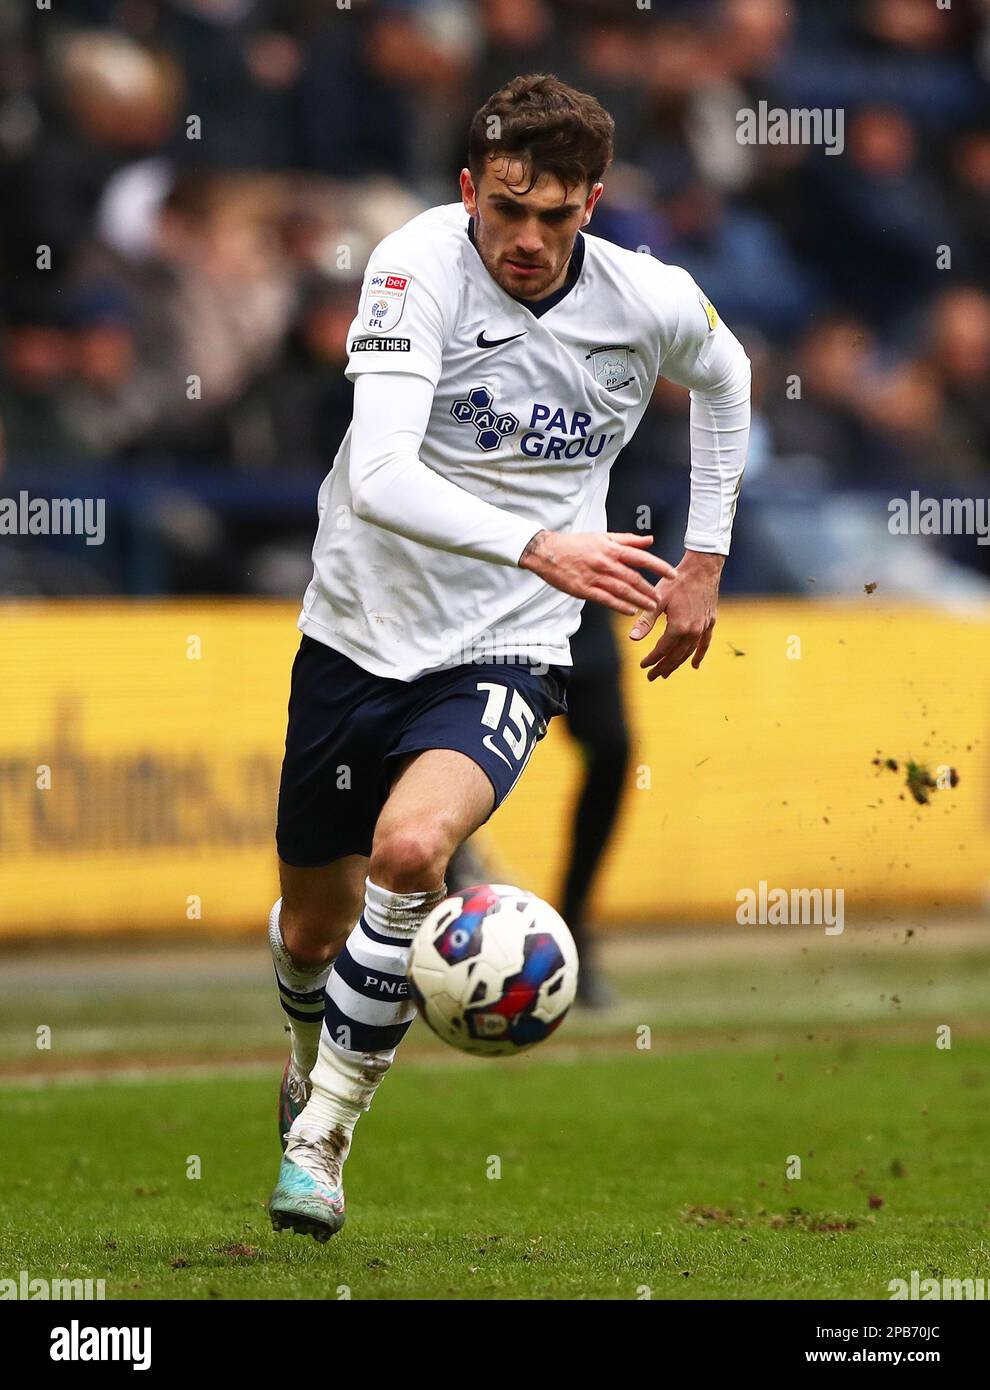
[452,387,615,459]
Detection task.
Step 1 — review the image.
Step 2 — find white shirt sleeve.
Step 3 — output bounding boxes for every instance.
[657,269,752,556]
[349,372,545,566]
[345,258,449,389]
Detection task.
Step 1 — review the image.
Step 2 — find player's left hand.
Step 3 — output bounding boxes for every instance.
[627,549,724,681]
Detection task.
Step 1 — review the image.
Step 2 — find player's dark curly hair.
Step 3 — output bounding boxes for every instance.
[467,74,615,194]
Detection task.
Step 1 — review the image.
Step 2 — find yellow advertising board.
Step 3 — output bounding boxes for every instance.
[0,599,987,935]
[500,599,990,923]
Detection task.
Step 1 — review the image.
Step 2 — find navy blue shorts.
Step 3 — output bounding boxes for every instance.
[276,635,570,867]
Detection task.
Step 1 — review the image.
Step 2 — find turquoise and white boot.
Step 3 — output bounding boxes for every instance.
[269,1128,347,1243]
[277,1056,312,1152]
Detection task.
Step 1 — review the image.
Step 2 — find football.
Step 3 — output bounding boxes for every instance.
[407,884,579,1055]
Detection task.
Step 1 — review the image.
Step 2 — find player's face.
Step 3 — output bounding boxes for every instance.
[461,159,603,302]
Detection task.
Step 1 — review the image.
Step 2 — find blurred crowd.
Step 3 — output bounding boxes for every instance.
[1,0,989,594]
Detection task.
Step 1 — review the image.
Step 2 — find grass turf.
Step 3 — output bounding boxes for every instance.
[1,1035,988,1300]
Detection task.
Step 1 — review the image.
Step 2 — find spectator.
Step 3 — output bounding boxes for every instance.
[0,2,987,593]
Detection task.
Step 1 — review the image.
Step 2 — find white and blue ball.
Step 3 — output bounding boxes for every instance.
[408,884,579,1056]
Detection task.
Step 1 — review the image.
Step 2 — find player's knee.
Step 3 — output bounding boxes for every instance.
[370,825,449,893]
[280,899,357,968]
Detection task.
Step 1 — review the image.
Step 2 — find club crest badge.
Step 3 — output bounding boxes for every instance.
[586,343,635,392]
[361,271,411,333]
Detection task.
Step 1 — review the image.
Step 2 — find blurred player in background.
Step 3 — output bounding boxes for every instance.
[267,73,750,1242]
[557,602,630,1007]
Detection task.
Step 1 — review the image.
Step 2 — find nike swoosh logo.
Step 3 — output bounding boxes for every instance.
[476,331,527,349]
[482,734,512,767]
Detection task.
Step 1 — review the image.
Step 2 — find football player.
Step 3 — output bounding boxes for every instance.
[268,73,751,1241]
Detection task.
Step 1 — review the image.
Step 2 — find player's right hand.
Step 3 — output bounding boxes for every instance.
[517,530,676,616]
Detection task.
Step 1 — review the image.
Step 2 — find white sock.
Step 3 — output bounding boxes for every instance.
[292,877,447,1148]
[268,899,331,1076]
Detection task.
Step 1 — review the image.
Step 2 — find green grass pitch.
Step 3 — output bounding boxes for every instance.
[1,924,988,1300]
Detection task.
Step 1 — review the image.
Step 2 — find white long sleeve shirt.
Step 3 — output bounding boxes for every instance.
[299,202,751,680]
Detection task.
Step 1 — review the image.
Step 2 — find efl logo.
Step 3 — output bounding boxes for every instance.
[362,270,411,333]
